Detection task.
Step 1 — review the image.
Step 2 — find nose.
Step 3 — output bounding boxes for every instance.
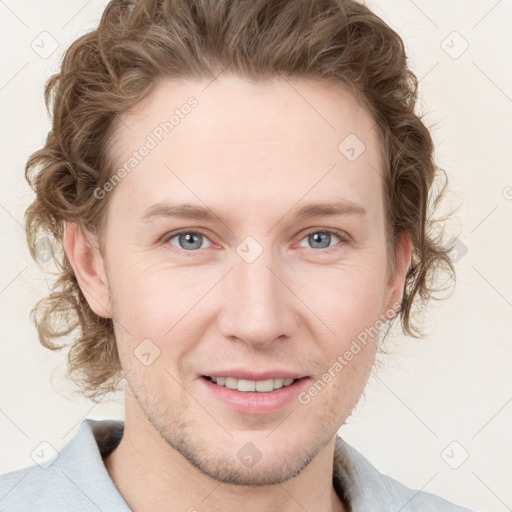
[217,245,297,349]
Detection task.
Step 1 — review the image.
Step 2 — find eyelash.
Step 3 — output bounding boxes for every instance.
[160,228,350,254]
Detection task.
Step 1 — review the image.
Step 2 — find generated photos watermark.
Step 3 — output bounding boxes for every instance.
[94,96,199,200]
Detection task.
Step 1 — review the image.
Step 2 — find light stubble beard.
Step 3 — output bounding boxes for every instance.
[125,374,347,487]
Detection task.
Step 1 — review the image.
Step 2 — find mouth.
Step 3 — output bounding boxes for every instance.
[200,374,311,414]
[202,375,304,393]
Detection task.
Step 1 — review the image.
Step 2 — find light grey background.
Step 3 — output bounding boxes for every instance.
[1,1,511,510]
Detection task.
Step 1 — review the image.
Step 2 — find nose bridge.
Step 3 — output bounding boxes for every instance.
[218,240,294,347]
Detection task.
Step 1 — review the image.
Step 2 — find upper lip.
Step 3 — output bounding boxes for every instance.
[202,369,308,380]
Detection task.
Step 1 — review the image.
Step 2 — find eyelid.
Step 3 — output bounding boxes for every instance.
[299,227,350,240]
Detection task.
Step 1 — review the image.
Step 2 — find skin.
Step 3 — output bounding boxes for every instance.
[64,74,412,512]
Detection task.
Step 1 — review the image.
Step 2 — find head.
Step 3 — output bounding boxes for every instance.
[25,0,455,485]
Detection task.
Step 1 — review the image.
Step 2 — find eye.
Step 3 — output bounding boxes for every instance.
[298,230,346,250]
[164,231,212,251]
[161,228,348,253]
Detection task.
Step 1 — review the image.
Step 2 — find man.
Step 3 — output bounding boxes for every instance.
[1,0,472,510]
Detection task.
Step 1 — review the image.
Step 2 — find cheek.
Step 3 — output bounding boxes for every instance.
[291,258,387,338]
[108,257,200,330]
[108,260,215,377]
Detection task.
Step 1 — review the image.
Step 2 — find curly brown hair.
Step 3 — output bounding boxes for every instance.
[24,0,456,402]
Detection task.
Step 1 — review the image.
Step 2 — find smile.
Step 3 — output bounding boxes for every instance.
[205,376,297,392]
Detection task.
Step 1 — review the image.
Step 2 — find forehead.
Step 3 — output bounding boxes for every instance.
[106,75,384,224]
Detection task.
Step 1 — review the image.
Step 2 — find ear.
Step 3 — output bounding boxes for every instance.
[382,231,413,319]
[62,222,112,319]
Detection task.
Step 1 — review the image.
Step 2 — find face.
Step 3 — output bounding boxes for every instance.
[75,74,410,485]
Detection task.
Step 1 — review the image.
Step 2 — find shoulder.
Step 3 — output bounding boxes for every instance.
[333,436,474,512]
[0,463,73,512]
[371,467,474,512]
[0,419,128,512]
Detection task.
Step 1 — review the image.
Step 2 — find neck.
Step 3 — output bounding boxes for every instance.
[103,395,346,512]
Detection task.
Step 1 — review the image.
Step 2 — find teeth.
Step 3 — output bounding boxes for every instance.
[209,376,297,392]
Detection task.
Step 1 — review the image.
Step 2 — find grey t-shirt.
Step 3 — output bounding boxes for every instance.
[0,418,473,511]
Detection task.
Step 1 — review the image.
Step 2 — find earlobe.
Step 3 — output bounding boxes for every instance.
[63,222,112,319]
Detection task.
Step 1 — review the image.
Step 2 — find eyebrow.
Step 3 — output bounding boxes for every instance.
[138,200,367,224]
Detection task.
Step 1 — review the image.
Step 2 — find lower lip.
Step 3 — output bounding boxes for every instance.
[200,377,310,415]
